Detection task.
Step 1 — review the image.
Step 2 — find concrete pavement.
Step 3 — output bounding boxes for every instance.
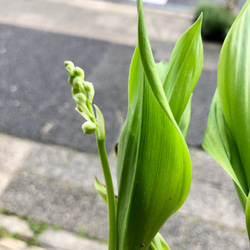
[0,0,249,249]
[0,133,248,249]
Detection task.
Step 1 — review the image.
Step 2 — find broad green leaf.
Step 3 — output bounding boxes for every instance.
[117,46,191,250]
[150,14,203,137]
[217,0,250,188]
[203,0,250,198]
[202,0,250,238]
[136,0,176,126]
[203,90,247,206]
[116,1,203,249]
[156,59,193,139]
[162,16,203,124]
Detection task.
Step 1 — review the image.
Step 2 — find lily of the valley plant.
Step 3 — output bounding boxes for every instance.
[64,0,203,249]
[202,0,250,241]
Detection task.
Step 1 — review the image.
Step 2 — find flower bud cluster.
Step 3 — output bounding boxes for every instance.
[64,61,99,135]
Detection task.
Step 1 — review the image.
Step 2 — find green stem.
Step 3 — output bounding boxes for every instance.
[96,139,116,250]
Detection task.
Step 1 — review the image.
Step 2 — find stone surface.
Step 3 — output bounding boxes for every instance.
[182,148,245,229]
[26,247,45,250]
[0,134,34,196]
[0,215,34,239]
[0,172,109,240]
[38,229,107,250]
[160,214,248,250]
[0,139,249,248]
[0,238,27,250]
[0,238,46,250]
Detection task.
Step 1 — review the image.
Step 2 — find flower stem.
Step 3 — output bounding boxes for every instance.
[96,138,116,250]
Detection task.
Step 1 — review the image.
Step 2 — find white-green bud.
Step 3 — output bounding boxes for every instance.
[71,86,80,96]
[82,121,97,134]
[64,61,74,68]
[65,61,75,76]
[68,76,74,86]
[74,93,94,121]
[76,104,94,121]
[84,81,95,103]
[74,93,87,105]
[73,77,85,93]
[75,67,85,79]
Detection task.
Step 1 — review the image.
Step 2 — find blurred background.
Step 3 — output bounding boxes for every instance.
[0,0,249,249]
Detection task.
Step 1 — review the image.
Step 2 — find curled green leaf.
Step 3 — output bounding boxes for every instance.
[116,1,203,249]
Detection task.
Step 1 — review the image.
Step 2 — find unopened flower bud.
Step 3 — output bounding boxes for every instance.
[74,94,94,121]
[82,121,97,134]
[65,61,75,76]
[84,81,95,103]
[68,76,74,86]
[71,86,80,96]
[64,61,74,68]
[73,77,85,93]
[75,67,85,79]
[74,93,87,105]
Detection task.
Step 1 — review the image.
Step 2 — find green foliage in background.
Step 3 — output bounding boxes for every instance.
[194,1,236,41]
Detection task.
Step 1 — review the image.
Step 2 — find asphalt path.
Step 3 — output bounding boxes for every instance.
[0,23,131,153]
[0,22,221,154]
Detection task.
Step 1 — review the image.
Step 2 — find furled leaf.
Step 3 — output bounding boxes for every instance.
[116,1,203,249]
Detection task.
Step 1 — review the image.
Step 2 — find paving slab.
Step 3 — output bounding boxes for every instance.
[0,135,248,249]
[0,238,27,250]
[38,229,107,250]
[0,215,34,239]
[0,238,46,250]
[0,134,35,196]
